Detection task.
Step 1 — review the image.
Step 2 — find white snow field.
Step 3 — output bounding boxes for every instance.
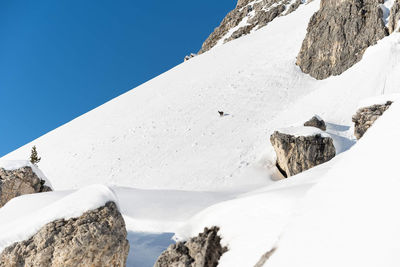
[2,0,400,266]
[2,1,322,191]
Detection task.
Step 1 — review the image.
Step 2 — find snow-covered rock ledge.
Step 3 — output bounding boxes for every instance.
[0,185,129,267]
[0,160,52,207]
[353,94,399,139]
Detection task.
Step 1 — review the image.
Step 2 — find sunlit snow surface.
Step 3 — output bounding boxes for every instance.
[2,0,400,266]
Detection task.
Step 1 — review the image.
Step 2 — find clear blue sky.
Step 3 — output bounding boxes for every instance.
[0,0,235,157]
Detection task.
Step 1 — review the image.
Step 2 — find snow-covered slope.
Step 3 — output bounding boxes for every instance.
[2,0,400,266]
[175,97,400,267]
[3,1,321,191]
[266,100,400,267]
[4,0,399,193]
[170,26,400,265]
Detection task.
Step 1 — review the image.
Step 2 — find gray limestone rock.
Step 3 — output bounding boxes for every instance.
[304,115,327,131]
[198,0,311,54]
[388,0,400,34]
[297,0,388,80]
[270,131,336,177]
[0,201,130,267]
[352,101,393,139]
[0,166,52,207]
[154,227,227,267]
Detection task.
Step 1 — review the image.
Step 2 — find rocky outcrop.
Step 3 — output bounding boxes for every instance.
[304,115,326,131]
[154,227,227,267]
[388,0,400,34]
[270,131,336,177]
[352,101,393,139]
[0,166,52,207]
[297,0,388,80]
[0,201,129,267]
[198,0,310,54]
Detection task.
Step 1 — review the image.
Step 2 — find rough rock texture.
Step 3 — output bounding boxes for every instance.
[198,0,310,54]
[352,101,393,139]
[154,227,227,267]
[0,201,129,267]
[304,115,326,131]
[254,248,276,267]
[0,166,52,207]
[388,0,400,34]
[270,131,336,177]
[297,0,388,80]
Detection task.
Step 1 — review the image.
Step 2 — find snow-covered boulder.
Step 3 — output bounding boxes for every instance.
[352,101,393,139]
[0,163,52,207]
[270,129,336,177]
[304,115,326,131]
[154,227,227,267]
[0,201,129,267]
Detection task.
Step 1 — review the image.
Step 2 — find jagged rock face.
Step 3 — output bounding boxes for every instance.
[198,0,309,54]
[388,0,400,34]
[154,227,227,267]
[304,115,326,131]
[352,101,393,139]
[0,167,52,207]
[297,0,388,80]
[0,201,129,267]
[270,131,336,177]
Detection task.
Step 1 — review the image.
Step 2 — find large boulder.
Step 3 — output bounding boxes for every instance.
[198,0,310,54]
[0,166,52,207]
[154,227,227,267]
[297,0,388,79]
[0,201,129,267]
[352,101,393,139]
[270,131,336,177]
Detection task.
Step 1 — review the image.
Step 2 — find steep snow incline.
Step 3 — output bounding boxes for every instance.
[4,0,400,193]
[1,1,320,191]
[172,31,400,266]
[266,102,400,267]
